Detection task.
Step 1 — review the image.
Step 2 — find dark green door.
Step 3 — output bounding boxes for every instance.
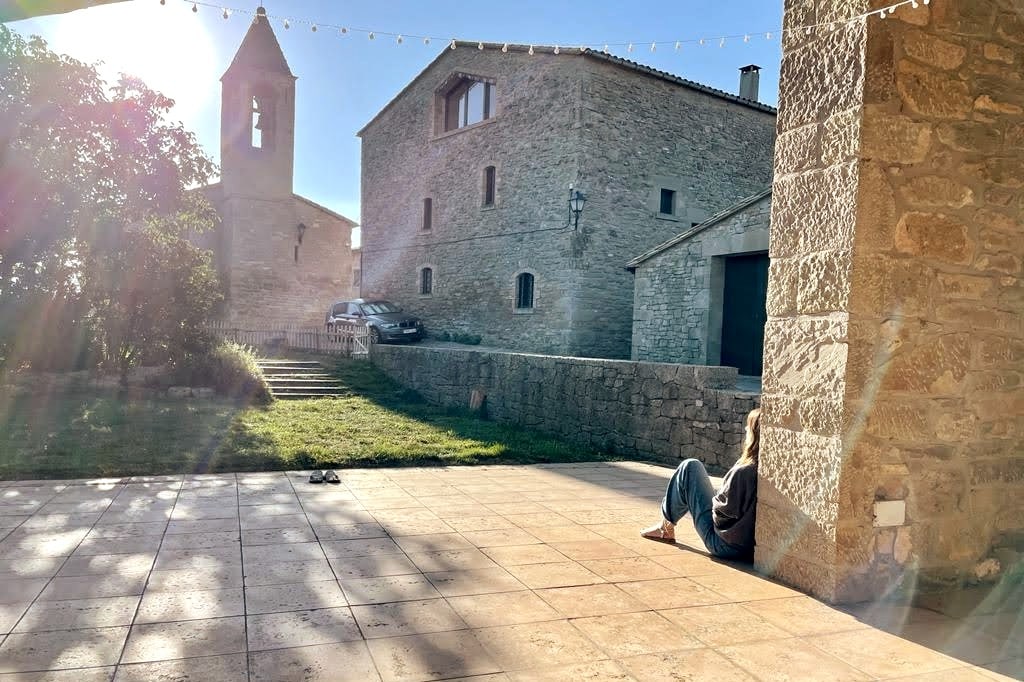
[720,252,769,376]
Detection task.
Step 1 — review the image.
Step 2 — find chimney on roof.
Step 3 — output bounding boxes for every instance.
[739,64,761,101]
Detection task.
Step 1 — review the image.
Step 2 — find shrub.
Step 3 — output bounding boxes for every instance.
[170,341,272,404]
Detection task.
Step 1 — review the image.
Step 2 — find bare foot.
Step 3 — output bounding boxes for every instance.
[640,519,675,543]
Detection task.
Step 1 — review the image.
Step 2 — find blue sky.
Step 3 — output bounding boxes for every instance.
[10,0,784,238]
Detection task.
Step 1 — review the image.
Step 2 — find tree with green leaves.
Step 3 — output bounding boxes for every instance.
[0,26,222,377]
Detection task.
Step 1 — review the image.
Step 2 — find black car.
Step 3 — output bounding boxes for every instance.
[325,299,424,344]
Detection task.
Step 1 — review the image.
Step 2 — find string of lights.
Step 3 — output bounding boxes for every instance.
[167,0,931,53]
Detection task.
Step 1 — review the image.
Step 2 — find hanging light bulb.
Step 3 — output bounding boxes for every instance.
[911,0,919,7]
[221,7,229,19]
[340,26,348,35]
[396,35,403,44]
[603,44,609,53]
[311,24,317,32]
[719,37,726,47]
[765,31,773,40]
[501,43,508,52]
[283,19,290,29]
[674,41,681,50]
[423,37,430,45]
[368,31,375,39]
[805,25,812,35]
[191,2,197,12]
[554,45,560,54]
[450,38,457,50]
[160,0,165,5]
[528,44,534,55]
[478,41,484,50]
[627,42,633,52]
[879,9,886,18]
[650,42,656,52]
[923,0,931,5]
[743,34,750,42]
[698,38,705,46]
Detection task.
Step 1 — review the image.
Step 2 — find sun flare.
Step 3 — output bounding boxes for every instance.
[50,0,217,121]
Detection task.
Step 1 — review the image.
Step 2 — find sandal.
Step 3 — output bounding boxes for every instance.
[309,470,324,484]
[324,470,340,484]
[640,519,675,543]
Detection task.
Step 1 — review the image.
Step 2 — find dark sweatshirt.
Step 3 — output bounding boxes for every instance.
[711,460,758,551]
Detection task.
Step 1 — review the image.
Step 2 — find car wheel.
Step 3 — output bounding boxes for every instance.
[369,326,381,344]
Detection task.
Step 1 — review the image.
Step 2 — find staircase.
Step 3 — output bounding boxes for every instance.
[257,359,347,399]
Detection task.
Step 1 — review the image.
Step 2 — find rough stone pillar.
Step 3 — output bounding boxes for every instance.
[757,0,1024,603]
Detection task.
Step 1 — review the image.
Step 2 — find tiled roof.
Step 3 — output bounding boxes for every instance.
[358,42,775,135]
[626,188,772,270]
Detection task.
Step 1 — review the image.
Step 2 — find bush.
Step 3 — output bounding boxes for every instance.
[169,342,272,405]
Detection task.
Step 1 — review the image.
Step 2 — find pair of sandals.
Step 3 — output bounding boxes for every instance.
[309,470,340,484]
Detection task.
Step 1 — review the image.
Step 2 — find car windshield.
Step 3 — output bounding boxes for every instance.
[360,301,401,314]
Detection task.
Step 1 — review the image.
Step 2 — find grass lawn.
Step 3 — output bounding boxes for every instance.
[0,358,617,479]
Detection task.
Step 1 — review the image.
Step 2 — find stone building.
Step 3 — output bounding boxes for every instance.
[196,7,357,326]
[757,0,1024,604]
[358,45,776,358]
[628,189,771,374]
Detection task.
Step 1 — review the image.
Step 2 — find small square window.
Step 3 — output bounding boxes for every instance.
[659,188,675,215]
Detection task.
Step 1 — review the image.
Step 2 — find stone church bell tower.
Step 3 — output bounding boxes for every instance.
[220,5,295,200]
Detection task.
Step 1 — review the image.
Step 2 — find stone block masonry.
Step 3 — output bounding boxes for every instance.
[371,345,759,470]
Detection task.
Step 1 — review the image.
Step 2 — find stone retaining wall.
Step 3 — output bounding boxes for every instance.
[371,344,760,469]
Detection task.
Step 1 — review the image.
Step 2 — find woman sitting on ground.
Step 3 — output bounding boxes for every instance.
[641,407,760,562]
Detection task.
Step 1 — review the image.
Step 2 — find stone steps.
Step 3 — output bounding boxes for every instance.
[256,359,346,399]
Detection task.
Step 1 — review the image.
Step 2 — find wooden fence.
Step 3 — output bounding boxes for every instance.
[207,320,370,357]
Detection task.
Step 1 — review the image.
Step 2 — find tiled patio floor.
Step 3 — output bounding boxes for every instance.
[0,462,1020,681]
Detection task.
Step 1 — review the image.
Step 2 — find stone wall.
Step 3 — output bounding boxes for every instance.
[371,344,760,469]
[757,0,1024,603]
[359,46,776,360]
[631,193,771,364]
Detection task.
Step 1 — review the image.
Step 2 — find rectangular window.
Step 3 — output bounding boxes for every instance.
[420,268,433,295]
[250,96,262,149]
[422,198,432,231]
[660,188,675,215]
[483,166,496,206]
[444,79,495,132]
[516,273,534,309]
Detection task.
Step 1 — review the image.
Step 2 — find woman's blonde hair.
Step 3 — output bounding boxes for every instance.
[739,408,761,466]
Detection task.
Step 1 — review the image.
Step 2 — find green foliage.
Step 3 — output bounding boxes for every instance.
[169,342,273,405]
[0,359,619,478]
[0,26,219,374]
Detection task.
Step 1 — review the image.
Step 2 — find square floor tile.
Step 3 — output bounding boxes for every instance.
[39,574,148,601]
[445,516,516,532]
[616,577,732,609]
[572,610,703,658]
[340,575,441,606]
[0,602,30,634]
[380,519,457,537]
[85,522,166,539]
[14,596,139,632]
[159,531,240,550]
[57,553,155,578]
[689,571,802,602]
[146,566,244,592]
[807,627,970,678]
[329,554,422,580]
[481,545,568,567]
[248,641,380,681]
[352,598,467,639]
[135,587,245,623]
[578,556,678,582]
[648,551,738,576]
[0,578,48,605]
[471,620,605,671]
[447,590,561,628]
[121,617,246,663]
[246,607,361,651]
[0,626,129,672]
[504,525,602,543]
[424,568,525,597]
[741,596,869,637]
[548,539,637,561]
[393,533,473,553]
[320,538,404,561]
[311,523,387,542]
[406,548,497,573]
[618,647,756,681]
[242,541,324,565]
[460,529,541,548]
[659,603,790,646]
[366,629,500,682]
[165,519,240,535]
[243,558,335,587]
[72,536,163,557]
[504,561,605,589]
[245,580,348,615]
[0,666,116,681]
[506,660,634,681]
[113,653,248,682]
[153,546,241,572]
[534,583,648,618]
[0,558,64,580]
[719,637,872,681]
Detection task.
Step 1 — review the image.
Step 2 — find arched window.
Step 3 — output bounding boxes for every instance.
[250,96,263,148]
[420,267,433,296]
[515,272,534,309]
